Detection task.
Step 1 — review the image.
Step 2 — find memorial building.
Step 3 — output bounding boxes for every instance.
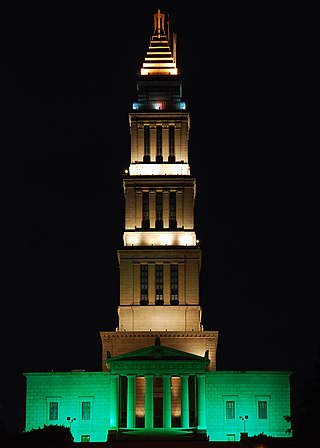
[24,9,292,445]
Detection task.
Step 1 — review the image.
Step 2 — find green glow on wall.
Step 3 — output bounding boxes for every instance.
[24,369,292,443]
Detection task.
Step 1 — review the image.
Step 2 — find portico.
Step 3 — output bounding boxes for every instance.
[106,337,209,436]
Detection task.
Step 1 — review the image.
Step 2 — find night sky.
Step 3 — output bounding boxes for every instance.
[2,1,319,433]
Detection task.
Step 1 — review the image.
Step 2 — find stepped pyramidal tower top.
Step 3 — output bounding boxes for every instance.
[140,9,178,76]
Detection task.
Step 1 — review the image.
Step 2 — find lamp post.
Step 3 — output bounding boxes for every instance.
[239,415,248,433]
[67,417,76,430]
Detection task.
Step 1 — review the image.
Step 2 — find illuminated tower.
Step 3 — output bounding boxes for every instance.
[24,10,292,444]
[100,8,218,372]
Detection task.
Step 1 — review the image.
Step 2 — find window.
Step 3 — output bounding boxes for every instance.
[168,125,175,162]
[156,125,163,162]
[140,265,148,305]
[144,125,150,162]
[49,402,58,421]
[169,191,177,229]
[142,192,150,229]
[222,396,238,423]
[155,192,163,229]
[170,264,178,304]
[226,401,235,419]
[81,435,90,442]
[46,397,61,423]
[155,265,163,304]
[258,401,268,419]
[82,401,91,420]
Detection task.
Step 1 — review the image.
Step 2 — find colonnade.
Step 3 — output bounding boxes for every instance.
[109,373,206,430]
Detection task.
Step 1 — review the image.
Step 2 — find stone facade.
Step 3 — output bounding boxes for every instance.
[23,9,292,445]
[24,368,291,443]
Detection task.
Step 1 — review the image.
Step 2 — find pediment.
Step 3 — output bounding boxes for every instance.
[106,337,209,365]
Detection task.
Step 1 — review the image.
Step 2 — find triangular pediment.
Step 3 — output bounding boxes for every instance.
[106,337,209,374]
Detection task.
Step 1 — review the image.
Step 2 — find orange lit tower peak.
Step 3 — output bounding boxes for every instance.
[140,9,177,76]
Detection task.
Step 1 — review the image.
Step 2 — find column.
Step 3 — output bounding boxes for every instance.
[127,375,136,428]
[130,122,138,162]
[180,121,188,162]
[162,375,172,428]
[145,375,154,428]
[149,191,156,228]
[150,126,156,161]
[133,263,140,305]
[163,263,170,304]
[136,191,142,228]
[163,191,169,228]
[176,190,183,228]
[162,125,169,161]
[109,375,119,428]
[180,374,189,428]
[148,263,155,304]
[175,123,181,162]
[197,374,206,429]
[125,187,135,229]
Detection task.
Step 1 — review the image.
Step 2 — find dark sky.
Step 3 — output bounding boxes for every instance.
[2,1,319,434]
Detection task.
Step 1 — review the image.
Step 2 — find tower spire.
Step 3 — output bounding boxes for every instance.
[154,9,165,36]
[140,9,178,75]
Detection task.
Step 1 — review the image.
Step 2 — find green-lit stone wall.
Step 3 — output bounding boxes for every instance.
[24,371,112,443]
[205,371,292,442]
[24,370,292,443]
